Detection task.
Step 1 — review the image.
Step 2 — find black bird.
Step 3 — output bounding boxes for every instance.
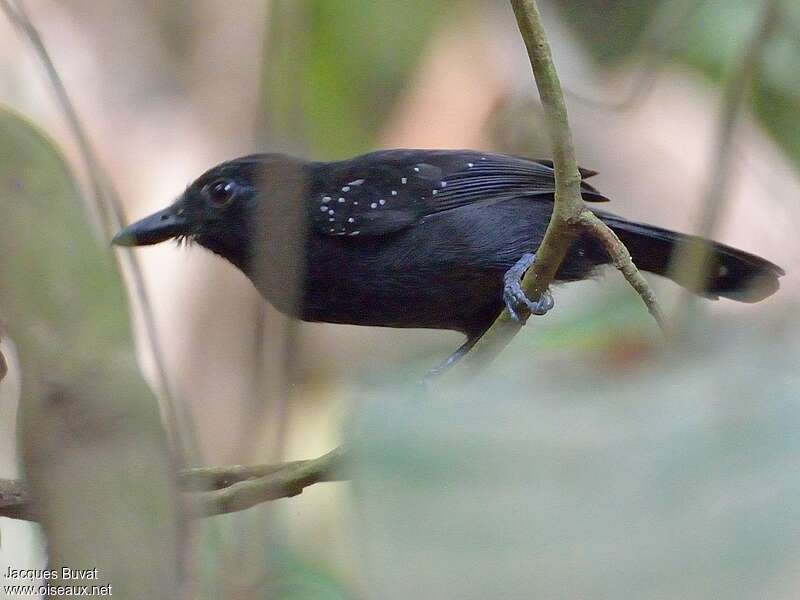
[113,149,784,372]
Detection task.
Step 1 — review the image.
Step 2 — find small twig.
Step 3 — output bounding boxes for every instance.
[186,447,346,518]
[0,478,30,520]
[0,448,347,522]
[670,0,779,333]
[0,351,6,382]
[579,212,667,331]
[178,449,343,491]
[178,460,289,492]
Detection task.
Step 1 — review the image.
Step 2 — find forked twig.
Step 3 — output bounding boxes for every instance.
[456,0,665,373]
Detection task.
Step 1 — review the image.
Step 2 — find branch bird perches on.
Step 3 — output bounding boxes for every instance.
[455,0,665,374]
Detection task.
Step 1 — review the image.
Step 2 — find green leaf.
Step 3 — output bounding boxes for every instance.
[0,105,178,597]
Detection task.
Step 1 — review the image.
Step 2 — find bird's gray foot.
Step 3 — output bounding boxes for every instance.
[503,252,554,322]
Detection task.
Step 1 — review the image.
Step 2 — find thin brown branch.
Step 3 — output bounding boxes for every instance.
[178,458,289,492]
[0,0,194,458]
[186,447,346,518]
[455,0,584,372]
[454,0,665,374]
[0,448,346,522]
[579,212,667,331]
[179,447,345,491]
[670,0,779,333]
[0,478,30,520]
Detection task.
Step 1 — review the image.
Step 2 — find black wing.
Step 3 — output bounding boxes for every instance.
[307,149,608,237]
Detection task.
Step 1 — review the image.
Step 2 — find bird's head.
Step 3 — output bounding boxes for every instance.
[112,154,306,271]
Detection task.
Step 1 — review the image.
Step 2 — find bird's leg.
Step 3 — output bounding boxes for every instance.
[423,252,553,382]
[503,252,554,323]
[423,334,481,381]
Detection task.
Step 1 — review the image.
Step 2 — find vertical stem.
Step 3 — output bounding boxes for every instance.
[670,0,779,334]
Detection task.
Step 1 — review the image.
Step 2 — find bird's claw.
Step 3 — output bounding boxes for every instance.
[503,252,554,322]
[504,285,553,322]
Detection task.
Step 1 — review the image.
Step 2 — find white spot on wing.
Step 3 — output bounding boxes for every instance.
[347,179,365,186]
[370,202,378,209]
[342,186,350,192]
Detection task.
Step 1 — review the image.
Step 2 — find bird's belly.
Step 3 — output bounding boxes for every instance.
[297,199,601,333]
[300,214,525,332]
[300,262,499,333]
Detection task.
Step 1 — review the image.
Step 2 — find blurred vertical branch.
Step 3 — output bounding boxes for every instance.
[0,0,196,461]
[670,0,780,334]
[192,3,314,597]
[258,0,309,154]
[232,0,312,466]
[0,328,6,383]
[455,0,665,375]
[565,0,708,112]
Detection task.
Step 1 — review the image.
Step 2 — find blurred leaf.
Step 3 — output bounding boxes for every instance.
[0,108,130,377]
[349,317,800,600]
[0,106,178,596]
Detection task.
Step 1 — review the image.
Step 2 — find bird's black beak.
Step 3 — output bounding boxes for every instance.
[112,205,189,247]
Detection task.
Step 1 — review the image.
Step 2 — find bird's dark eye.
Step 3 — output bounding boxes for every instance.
[203,179,237,207]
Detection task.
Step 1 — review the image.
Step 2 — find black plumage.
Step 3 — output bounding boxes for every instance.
[113,149,784,366]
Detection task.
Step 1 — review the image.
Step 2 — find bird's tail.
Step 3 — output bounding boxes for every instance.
[596,212,784,303]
